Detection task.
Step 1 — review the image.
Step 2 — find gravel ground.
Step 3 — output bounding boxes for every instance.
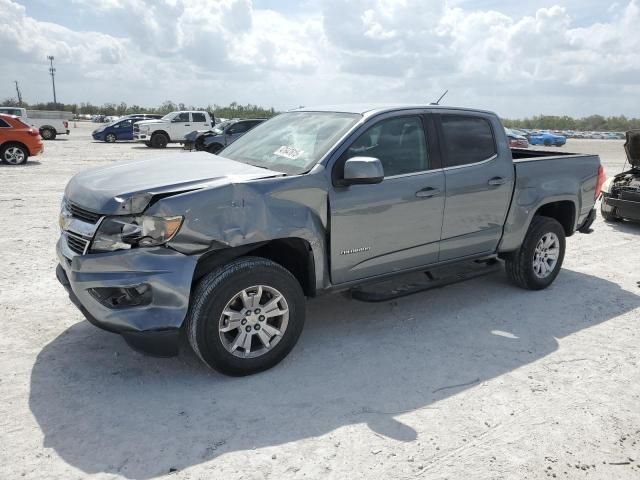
[0,123,639,480]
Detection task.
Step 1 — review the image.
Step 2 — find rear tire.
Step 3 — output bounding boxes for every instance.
[600,199,622,222]
[151,132,169,148]
[40,128,56,140]
[186,257,306,376]
[505,216,565,290]
[1,143,28,165]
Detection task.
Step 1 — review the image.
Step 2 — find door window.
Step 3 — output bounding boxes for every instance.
[0,118,10,128]
[192,112,206,123]
[440,115,496,167]
[340,116,428,177]
[173,112,190,122]
[227,122,250,135]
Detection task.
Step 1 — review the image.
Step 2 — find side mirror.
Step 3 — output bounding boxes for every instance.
[342,157,384,185]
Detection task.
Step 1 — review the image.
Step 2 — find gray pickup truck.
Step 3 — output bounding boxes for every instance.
[56,105,604,375]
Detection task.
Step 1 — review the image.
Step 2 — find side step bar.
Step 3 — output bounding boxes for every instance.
[350,259,502,303]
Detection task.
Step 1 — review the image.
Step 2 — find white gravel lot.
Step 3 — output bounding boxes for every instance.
[0,123,639,480]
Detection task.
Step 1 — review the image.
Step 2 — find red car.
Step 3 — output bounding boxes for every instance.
[0,113,44,165]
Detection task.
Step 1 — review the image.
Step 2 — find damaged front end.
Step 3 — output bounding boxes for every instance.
[601,130,640,222]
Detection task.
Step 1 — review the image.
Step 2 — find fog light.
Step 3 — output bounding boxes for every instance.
[89,284,152,309]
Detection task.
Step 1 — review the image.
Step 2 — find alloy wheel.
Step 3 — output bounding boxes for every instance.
[532,232,560,278]
[4,147,26,164]
[218,285,289,358]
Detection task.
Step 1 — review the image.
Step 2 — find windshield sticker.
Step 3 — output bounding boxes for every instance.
[274,145,304,160]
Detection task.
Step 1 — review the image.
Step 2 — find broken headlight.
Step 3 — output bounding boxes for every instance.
[91,215,183,252]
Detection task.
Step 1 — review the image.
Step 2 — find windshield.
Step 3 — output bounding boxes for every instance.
[161,113,175,121]
[219,112,361,175]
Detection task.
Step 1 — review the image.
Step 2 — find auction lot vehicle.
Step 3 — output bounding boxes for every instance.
[0,113,44,165]
[92,114,162,143]
[505,128,529,149]
[0,107,71,140]
[600,130,640,222]
[183,118,266,154]
[56,105,603,376]
[133,111,213,148]
[528,131,567,147]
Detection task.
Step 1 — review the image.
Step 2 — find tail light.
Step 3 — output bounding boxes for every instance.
[594,165,606,199]
[63,121,69,128]
[28,128,39,137]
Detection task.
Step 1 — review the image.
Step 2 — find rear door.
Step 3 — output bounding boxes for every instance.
[191,112,210,130]
[436,112,514,261]
[329,112,445,284]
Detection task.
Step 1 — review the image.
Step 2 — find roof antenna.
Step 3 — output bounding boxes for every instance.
[431,90,448,105]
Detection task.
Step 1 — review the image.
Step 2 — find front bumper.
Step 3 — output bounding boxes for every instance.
[133,133,149,141]
[602,194,640,221]
[56,239,199,356]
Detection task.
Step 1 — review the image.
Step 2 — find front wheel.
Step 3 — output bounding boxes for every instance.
[151,133,169,148]
[206,143,223,155]
[105,133,117,143]
[505,216,566,290]
[186,257,306,376]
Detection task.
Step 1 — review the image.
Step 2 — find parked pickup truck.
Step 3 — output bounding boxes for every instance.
[56,105,603,376]
[0,107,71,140]
[133,110,214,148]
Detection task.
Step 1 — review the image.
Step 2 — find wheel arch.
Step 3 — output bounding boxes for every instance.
[39,125,57,134]
[151,130,170,139]
[192,237,317,297]
[1,140,31,156]
[533,200,576,236]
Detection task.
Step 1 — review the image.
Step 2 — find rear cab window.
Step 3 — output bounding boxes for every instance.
[0,118,10,128]
[192,112,207,123]
[439,115,497,167]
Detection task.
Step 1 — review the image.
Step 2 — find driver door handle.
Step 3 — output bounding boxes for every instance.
[488,177,507,186]
[416,187,440,198]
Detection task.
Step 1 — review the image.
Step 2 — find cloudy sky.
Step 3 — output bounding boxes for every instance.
[1,0,639,118]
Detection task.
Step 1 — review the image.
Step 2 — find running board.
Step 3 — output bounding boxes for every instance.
[350,260,502,303]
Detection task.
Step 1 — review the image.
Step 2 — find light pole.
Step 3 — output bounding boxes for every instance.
[47,55,57,107]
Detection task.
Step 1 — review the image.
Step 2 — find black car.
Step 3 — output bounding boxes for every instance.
[601,130,640,222]
[184,118,266,154]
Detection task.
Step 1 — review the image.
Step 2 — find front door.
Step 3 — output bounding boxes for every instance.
[329,114,445,284]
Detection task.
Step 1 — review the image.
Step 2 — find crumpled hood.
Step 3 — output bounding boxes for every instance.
[625,130,640,168]
[64,152,282,215]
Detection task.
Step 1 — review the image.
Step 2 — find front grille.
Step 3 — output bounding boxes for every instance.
[66,232,90,255]
[68,201,102,224]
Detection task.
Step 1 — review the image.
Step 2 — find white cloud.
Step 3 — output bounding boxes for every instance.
[1,0,639,117]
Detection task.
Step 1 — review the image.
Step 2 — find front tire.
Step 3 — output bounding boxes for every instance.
[206,143,224,155]
[151,132,169,148]
[105,133,117,143]
[186,257,306,376]
[1,143,28,165]
[505,216,566,290]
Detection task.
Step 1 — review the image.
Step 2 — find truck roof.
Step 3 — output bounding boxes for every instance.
[291,104,497,117]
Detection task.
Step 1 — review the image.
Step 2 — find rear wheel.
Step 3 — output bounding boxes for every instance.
[505,216,565,290]
[40,128,56,140]
[151,132,169,148]
[105,133,117,143]
[1,143,28,165]
[187,257,306,376]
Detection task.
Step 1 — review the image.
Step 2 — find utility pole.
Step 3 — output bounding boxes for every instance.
[14,80,22,106]
[47,55,57,107]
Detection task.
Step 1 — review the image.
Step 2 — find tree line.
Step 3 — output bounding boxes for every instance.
[2,97,639,131]
[503,115,640,132]
[0,98,278,120]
